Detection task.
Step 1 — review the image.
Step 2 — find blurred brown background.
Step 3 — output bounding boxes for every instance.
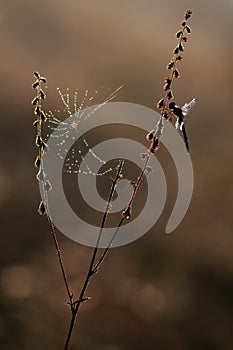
[0,0,233,349]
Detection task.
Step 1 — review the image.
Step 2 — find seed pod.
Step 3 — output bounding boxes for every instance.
[185,26,191,34]
[182,37,188,42]
[122,206,132,220]
[38,201,46,215]
[173,69,180,78]
[146,130,155,141]
[40,111,47,122]
[167,90,173,100]
[34,72,40,79]
[32,119,39,127]
[176,30,182,38]
[31,97,39,105]
[149,137,159,153]
[181,21,186,26]
[35,136,43,147]
[157,98,164,109]
[179,43,184,52]
[185,10,192,20]
[32,81,39,89]
[39,89,46,99]
[167,61,174,70]
[34,156,41,168]
[174,47,179,54]
[34,106,41,115]
[176,55,183,61]
[40,77,47,83]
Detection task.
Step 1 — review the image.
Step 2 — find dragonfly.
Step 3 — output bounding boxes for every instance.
[169,98,196,153]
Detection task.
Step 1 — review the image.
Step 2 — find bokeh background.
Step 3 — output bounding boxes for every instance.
[0,0,232,349]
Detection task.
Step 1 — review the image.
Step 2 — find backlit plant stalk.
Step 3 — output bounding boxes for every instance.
[31,73,74,306]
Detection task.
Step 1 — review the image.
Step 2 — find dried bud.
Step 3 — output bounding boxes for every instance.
[185,26,191,34]
[157,98,164,109]
[173,70,180,78]
[32,120,39,127]
[174,47,179,54]
[35,136,43,147]
[185,10,192,20]
[39,89,46,99]
[45,180,52,192]
[167,61,174,70]
[167,90,173,100]
[169,101,176,110]
[164,78,172,91]
[176,55,183,61]
[181,21,186,26]
[122,206,132,220]
[149,137,159,153]
[176,30,182,38]
[40,110,47,122]
[38,201,46,215]
[31,97,39,105]
[146,129,155,141]
[179,43,184,52]
[32,81,39,89]
[182,37,188,42]
[34,106,41,115]
[40,77,47,83]
[34,156,41,168]
[34,72,40,79]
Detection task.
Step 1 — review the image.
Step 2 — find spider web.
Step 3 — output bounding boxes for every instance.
[45,86,123,176]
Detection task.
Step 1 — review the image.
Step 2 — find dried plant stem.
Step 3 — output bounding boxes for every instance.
[64,160,124,350]
[32,73,73,306]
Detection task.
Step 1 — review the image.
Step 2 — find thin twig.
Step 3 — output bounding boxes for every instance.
[64,160,124,350]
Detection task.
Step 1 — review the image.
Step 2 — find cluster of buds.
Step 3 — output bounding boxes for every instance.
[31,72,52,215]
[156,10,193,124]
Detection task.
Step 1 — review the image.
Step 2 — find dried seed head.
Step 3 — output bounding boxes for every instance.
[181,21,186,26]
[176,30,182,38]
[31,97,39,106]
[174,47,179,54]
[40,110,47,122]
[173,69,180,78]
[146,129,155,141]
[167,90,173,100]
[39,77,47,83]
[169,101,176,110]
[185,10,192,20]
[149,137,159,153]
[182,37,188,42]
[122,206,132,220]
[34,156,41,168]
[167,61,174,70]
[157,98,164,109]
[179,43,184,52]
[34,106,41,115]
[185,26,191,34]
[35,136,43,147]
[38,201,46,215]
[32,81,39,89]
[32,119,39,127]
[164,78,172,91]
[34,72,40,79]
[39,89,46,99]
[176,55,183,61]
